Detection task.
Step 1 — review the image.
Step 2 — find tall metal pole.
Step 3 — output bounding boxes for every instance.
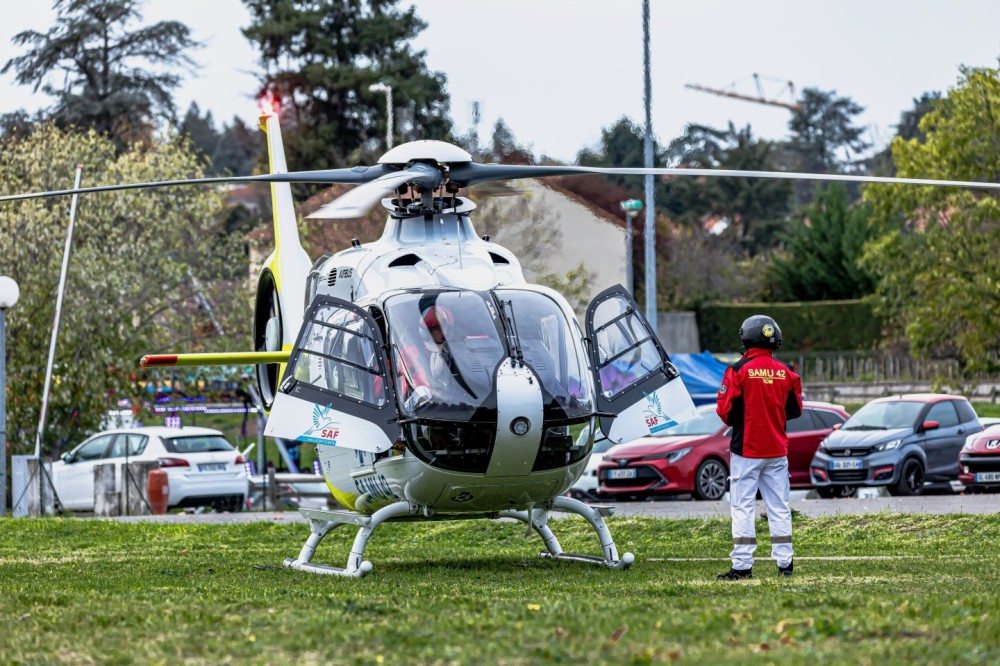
[0,276,19,517]
[34,165,83,459]
[0,308,8,515]
[625,211,634,295]
[642,0,657,333]
[369,83,393,150]
[385,86,394,150]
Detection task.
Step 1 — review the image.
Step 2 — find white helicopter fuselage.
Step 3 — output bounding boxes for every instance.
[271,199,598,514]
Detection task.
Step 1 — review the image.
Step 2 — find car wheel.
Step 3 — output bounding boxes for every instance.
[693,459,729,501]
[816,485,857,499]
[888,458,924,496]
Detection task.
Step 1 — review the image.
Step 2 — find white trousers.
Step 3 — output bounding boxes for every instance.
[729,452,793,570]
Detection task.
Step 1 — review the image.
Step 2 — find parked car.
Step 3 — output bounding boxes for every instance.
[52,426,248,512]
[959,423,1000,491]
[567,426,614,502]
[810,394,982,497]
[597,401,849,501]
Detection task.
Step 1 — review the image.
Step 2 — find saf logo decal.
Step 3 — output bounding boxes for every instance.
[642,391,677,434]
[762,324,775,338]
[298,404,341,446]
[987,440,1000,450]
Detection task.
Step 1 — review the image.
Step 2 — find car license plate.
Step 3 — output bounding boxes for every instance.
[830,459,863,470]
[975,472,1000,483]
[199,463,226,472]
[608,469,636,480]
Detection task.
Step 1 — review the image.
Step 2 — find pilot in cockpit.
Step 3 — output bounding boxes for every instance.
[395,304,465,411]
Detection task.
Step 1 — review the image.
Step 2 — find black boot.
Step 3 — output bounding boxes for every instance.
[778,560,794,576]
[717,567,753,580]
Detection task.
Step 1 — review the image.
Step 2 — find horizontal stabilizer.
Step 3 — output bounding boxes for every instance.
[139,351,291,367]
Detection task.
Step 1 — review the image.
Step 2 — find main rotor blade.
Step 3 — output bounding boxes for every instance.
[306,162,444,219]
[449,163,1000,191]
[0,164,396,203]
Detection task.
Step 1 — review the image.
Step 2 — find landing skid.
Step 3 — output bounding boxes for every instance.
[282,496,634,577]
[501,496,635,570]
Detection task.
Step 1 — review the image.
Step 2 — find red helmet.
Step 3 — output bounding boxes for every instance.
[422,305,452,329]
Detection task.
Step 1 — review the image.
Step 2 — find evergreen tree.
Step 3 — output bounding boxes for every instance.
[179,102,220,167]
[788,88,870,173]
[242,0,452,174]
[666,123,792,254]
[765,183,876,301]
[2,0,200,151]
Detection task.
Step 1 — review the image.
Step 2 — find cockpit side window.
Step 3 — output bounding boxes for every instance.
[289,303,387,408]
[591,298,663,399]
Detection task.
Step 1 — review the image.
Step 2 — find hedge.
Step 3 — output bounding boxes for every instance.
[697,300,883,353]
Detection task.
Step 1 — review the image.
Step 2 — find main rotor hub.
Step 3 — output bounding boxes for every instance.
[377,140,473,166]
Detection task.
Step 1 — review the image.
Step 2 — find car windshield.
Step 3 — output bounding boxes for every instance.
[162,435,234,453]
[842,401,924,430]
[656,405,724,436]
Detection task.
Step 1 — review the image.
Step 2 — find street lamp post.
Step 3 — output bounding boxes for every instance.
[369,83,394,150]
[0,276,20,516]
[620,199,643,296]
[641,0,657,333]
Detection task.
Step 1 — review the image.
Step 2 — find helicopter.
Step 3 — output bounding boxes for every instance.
[3,103,999,577]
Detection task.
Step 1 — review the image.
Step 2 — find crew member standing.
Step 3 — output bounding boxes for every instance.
[716,315,802,580]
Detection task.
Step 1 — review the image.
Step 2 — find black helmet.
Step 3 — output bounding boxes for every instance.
[740,315,782,350]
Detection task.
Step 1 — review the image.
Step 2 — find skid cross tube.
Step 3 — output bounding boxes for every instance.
[501,497,634,570]
[283,501,417,577]
[283,496,634,576]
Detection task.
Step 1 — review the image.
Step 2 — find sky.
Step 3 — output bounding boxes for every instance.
[1,0,999,163]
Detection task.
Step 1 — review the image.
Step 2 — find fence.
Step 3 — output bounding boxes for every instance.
[781,351,999,386]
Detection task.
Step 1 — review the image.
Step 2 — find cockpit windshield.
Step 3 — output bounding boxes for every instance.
[495,290,595,420]
[386,291,505,419]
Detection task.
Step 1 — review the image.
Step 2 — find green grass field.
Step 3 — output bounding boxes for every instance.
[2,514,999,664]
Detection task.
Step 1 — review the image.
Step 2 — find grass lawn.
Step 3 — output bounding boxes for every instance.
[1,513,999,664]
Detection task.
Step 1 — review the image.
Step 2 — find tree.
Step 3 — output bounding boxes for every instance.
[179,103,220,166]
[179,104,264,177]
[2,0,200,151]
[867,92,942,176]
[787,88,870,174]
[666,123,793,254]
[861,65,1000,372]
[765,183,876,301]
[0,125,251,454]
[577,116,678,214]
[242,0,452,173]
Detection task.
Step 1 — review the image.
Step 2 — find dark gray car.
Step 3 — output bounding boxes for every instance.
[810,394,981,496]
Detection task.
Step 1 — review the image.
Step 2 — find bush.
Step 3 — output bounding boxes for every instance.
[698,300,883,352]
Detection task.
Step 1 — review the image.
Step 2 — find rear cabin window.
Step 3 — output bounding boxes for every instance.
[954,400,978,424]
[925,401,960,428]
[786,411,818,433]
[162,435,234,454]
[813,409,847,429]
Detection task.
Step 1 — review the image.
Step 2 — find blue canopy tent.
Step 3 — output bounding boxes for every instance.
[670,351,728,406]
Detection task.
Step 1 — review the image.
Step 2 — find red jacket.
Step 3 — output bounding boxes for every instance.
[716,347,803,459]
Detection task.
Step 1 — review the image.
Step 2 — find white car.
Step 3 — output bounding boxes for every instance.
[52,426,248,512]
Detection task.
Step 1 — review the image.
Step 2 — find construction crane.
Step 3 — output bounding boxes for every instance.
[685,73,800,111]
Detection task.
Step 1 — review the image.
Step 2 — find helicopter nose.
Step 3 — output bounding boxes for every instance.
[485,359,544,477]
